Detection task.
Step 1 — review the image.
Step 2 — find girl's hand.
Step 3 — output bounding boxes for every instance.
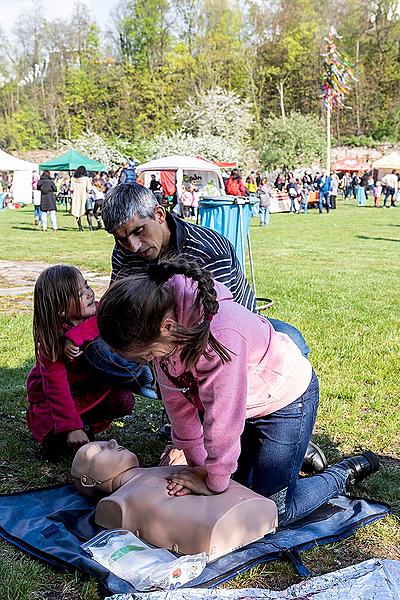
[67,429,89,449]
[159,444,187,466]
[64,339,82,361]
[166,466,215,496]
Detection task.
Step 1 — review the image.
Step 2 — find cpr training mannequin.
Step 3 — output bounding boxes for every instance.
[72,440,277,561]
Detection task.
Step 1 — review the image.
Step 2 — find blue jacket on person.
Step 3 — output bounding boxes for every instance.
[119,161,137,184]
[317,175,331,193]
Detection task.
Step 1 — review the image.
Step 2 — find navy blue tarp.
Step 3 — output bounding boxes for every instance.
[0,484,389,595]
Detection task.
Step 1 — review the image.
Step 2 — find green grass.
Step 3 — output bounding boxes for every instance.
[0,202,399,597]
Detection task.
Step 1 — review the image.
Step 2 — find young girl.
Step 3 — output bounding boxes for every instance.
[97,258,379,526]
[26,265,135,458]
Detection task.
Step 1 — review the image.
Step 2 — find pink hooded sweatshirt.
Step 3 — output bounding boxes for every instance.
[155,275,312,494]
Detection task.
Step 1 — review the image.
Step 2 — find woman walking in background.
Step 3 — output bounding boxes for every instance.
[70,166,93,231]
[37,170,57,232]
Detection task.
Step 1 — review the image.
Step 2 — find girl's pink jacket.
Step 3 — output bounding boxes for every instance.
[26,317,109,443]
[155,275,312,493]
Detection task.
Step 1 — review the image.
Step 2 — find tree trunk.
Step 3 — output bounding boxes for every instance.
[278,79,286,119]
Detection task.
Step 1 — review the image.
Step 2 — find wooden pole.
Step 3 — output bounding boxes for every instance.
[326,103,331,173]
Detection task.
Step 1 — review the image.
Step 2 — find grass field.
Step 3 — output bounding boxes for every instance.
[0,202,399,599]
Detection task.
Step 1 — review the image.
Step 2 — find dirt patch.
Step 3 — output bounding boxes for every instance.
[0,260,110,312]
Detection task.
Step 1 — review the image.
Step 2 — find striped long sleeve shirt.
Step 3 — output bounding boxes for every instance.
[111,213,257,313]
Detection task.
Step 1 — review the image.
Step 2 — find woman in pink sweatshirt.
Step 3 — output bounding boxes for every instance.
[97,257,379,525]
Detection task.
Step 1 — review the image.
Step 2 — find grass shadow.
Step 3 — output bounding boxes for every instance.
[357,235,400,243]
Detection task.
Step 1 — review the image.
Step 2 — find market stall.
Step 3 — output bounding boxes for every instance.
[333,156,370,172]
[372,151,400,180]
[0,149,38,205]
[39,149,106,172]
[137,155,224,198]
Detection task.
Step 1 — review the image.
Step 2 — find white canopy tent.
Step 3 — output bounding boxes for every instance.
[137,155,224,195]
[0,149,38,204]
[372,151,400,180]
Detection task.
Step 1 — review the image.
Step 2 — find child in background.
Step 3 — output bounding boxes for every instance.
[180,184,193,219]
[373,179,381,208]
[190,185,201,221]
[97,257,379,527]
[298,184,309,213]
[26,265,134,459]
[258,177,271,226]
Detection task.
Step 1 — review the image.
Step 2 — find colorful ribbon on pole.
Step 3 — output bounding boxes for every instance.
[320,26,355,110]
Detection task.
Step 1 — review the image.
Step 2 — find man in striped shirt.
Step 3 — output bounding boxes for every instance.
[86,183,325,473]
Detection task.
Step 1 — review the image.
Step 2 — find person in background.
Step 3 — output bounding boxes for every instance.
[180,184,193,219]
[298,184,309,214]
[245,172,257,194]
[330,173,339,210]
[258,177,271,226]
[381,170,397,208]
[373,178,381,208]
[150,174,163,205]
[32,171,41,225]
[286,177,298,213]
[274,173,284,191]
[70,166,93,231]
[92,178,106,229]
[191,184,201,221]
[317,170,331,214]
[342,171,352,199]
[37,170,57,232]
[225,169,247,196]
[360,171,369,201]
[119,160,137,184]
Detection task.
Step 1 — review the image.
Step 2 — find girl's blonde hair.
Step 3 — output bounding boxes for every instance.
[33,265,82,363]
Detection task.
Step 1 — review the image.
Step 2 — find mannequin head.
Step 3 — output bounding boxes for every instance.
[71,440,139,496]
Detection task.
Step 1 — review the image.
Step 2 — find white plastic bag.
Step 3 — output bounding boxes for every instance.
[82,529,206,591]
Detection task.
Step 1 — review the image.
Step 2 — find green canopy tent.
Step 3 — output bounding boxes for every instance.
[39,149,107,172]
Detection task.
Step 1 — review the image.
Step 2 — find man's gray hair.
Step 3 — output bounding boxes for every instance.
[102,183,159,232]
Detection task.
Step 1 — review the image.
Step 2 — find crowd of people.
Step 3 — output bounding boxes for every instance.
[2,158,396,234]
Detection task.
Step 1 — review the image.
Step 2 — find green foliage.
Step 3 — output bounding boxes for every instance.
[1,1,400,152]
[0,108,47,151]
[340,134,378,148]
[260,112,325,169]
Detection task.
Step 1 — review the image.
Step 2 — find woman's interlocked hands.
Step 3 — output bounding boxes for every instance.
[166,466,215,496]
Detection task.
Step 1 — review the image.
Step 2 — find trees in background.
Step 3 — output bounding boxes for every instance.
[0,0,400,169]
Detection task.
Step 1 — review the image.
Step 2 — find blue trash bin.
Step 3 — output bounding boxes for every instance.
[199,196,257,269]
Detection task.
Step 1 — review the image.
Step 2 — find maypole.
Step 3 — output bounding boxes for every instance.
[320,26,355,173]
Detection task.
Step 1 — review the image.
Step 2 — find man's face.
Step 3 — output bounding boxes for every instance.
[112,205,169,261]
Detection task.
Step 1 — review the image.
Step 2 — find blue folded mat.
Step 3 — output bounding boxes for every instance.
[0,484,389,594]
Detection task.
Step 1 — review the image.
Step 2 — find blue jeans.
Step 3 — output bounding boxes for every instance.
[318,191,330,213]
[259,207,270,226]
[269,318,309,357]
[233,370,347,525]
[34,205,41,220]
[383,187,395,207]
[298,201,307,213]
[85,337,158,399]
[289,197,297,212]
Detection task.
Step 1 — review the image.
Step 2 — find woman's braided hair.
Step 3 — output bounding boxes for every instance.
[97,256,231,368]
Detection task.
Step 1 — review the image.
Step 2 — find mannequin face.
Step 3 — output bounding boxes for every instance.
[74,440,139,482]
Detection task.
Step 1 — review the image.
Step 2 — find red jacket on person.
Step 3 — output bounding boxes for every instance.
[26,317,114,444]
[225,176,246,197]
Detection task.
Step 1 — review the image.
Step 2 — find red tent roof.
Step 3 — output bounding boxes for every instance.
[333,157,371,172]
[195,155,237,169]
